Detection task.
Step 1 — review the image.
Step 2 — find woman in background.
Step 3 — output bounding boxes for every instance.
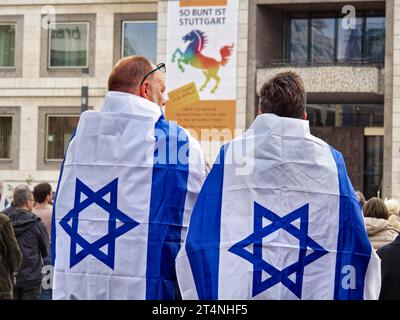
[364,197,397,250]
[385,198,400,233]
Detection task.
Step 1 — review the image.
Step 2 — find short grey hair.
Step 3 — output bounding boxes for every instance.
[0,181,3,194]
[13,185,33,208]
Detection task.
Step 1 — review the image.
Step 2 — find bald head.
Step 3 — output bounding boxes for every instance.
[108,55,153,95]
[107,55,166,108]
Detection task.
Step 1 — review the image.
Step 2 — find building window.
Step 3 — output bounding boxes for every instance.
[307,104,383,127]
[364,134,383,199]
[122,21,157,63]
[290,18,308,63]
[287,12,385,64]
[46,115,79,160]
[48,22,89,68]
[0,116,12,159]
[0,24,16,68]
[337,17,363,62]
[365,17,385,63]
[311,17,335,63]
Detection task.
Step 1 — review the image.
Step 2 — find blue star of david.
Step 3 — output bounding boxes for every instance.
[59,178,139,270]
[229,202,328,299]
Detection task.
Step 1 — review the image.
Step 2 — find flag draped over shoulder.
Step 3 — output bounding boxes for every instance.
[176,113,381,300]
[52,91,205,300]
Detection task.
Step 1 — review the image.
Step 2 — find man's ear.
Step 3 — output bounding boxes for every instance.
[140,82,151,99]
[139,83,146,98]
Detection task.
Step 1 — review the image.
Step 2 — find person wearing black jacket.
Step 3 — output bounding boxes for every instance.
[377,234,400,300]
[8,185,50,300]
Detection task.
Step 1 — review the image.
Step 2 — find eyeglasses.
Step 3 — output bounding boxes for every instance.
[140,63,166,87]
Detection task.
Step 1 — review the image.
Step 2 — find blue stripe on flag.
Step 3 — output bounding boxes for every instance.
[330,146,372,300]
[146,119,189,300]
[185,144,227,300]
[51,128,77,266]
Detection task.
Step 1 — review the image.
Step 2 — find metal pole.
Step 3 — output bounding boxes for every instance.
[81,68,89,113]
[81,86,89,113]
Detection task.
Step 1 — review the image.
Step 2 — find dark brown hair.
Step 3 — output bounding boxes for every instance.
[259,71,306,119]
[108,55,153,94]
[33,182,52,204]
[363,197,389,220]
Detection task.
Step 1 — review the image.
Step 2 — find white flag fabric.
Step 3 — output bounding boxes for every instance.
[176,113,381,300]
[52,91,205,300]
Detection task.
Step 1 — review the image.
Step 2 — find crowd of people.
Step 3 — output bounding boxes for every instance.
[0,58,399,300]
[0,181,52,300]
[1,180,400,299]
[355,192,400,299]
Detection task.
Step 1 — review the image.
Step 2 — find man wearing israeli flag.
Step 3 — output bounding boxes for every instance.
[176,71,381,300]
[52,56,206,299]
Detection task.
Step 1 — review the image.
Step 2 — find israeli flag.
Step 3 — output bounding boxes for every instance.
[52,91,205,300]
[176,113,381,300]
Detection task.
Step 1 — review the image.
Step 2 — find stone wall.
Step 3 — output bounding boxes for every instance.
[0,0,157,188]
[391,0,400,199]
[257,66,384,95]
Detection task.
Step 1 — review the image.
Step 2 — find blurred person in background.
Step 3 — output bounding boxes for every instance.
[356,191,366,209]
[0,212,22,300]
[32,183,52,239]
[377,231,400,299]
[2,185,27,218]
[377,225,400,299]
[8,185,49,300]
[364,197,397,250]
[32,182,53,300]
[385,198,400,233]
[0,181,10,211]
[49,191,55,206]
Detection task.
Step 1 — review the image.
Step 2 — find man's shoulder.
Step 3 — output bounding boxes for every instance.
[378,235,400,255]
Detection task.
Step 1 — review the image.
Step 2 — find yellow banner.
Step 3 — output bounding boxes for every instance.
[167,82,200,109]
[165,100,236,138]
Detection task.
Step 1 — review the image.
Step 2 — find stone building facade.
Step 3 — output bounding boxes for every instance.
[0,0,398,200]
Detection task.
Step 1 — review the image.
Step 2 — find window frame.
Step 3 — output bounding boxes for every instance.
[310,12,337,64]
[0,107,20,170]
[45,114,79,162]
[38,107,81,170]
[121,20,157,60]
[40,14,96,78]
[47,21,90,69]
[364,15,386,63]
[0,22,17,69]
[113,13,157,66]
[286,10,385,65]
[0,115,13,160]
[0,15,23,77]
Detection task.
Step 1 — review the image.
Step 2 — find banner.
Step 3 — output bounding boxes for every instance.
[166,0,238,137]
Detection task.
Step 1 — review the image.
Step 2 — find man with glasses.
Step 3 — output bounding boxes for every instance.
[8,185,49,300]
[52,55,206,300]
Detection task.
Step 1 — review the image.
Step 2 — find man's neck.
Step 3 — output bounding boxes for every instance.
[35,202,50,210]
